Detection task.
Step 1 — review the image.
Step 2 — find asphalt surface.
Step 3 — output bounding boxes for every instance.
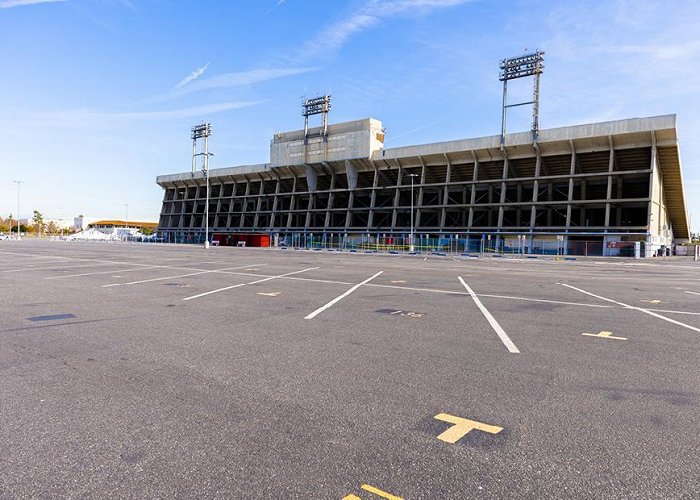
[1,240,699,499]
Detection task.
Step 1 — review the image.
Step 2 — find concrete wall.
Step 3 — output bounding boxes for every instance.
[270,118,384,167]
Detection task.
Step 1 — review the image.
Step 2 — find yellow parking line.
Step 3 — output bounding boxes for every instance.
[434,413,503,444]
[582,331,627,341]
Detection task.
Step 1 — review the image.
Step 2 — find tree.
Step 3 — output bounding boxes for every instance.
[32,210,45,236]
[140,227,153,236]
[46,221,60,235]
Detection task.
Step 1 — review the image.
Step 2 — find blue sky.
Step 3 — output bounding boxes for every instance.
[1,0,698,232]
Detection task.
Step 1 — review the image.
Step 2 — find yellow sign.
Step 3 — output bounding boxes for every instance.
[343,484,402,500]
[582,330,627,341]
[433,413,503,444]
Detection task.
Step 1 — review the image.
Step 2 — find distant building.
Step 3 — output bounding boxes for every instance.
[87,219,158,237]
[156,114,689,256]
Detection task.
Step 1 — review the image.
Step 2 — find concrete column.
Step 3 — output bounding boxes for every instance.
[367,166,378,228]
[565,142,576,228]
[415,156,426,229]
[604,136,615,228]
[616,174,623,226]
[546,181,553,226]
[270,176,281,229]
[391,160,402,228]
[345,191,354,229]
[580,180,587,227]
[468,153,478,228]
[497,157,508,228]
[325,166,336,228]
[305,164,318,192]
[440,154,452,228]
[530,153,541,228]
[253,175,265,228]
[345,160,358,190]
[286,174,297,228]
[239,179,250,228]
[227,179,236,228]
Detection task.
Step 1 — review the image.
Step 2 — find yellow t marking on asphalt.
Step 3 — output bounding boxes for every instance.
[641,299,662,304]
[582,330,627,341]
[390,280,406,283]
[433,413,503,444]
[342,484,403,500]
[257,292,280,297]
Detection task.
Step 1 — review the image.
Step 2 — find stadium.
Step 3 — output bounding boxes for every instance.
[156,112,689,257]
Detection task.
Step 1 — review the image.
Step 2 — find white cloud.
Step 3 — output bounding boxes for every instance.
[149,66,317,103]
[0,0,64,8]
[296,0,471,61]
[37,101,266,127]
[174,60,212,90]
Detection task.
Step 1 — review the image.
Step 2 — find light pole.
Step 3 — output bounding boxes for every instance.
[191,123,213,249]
[13,180,22,240]
[405,173,419,252]
[124,203,129,241]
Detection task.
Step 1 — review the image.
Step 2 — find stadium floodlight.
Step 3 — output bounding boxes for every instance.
[302,95,332,138]
[191,123,212,140]
[191,122,213,249]
[498,50,544,147]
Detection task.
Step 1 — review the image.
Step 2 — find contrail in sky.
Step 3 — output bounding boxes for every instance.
[174,60,212,90]
[0,0,65,8]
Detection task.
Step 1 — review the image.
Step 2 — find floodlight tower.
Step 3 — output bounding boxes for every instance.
[302,95,332,141]
[191,123,213,249]
[499,50,545,148]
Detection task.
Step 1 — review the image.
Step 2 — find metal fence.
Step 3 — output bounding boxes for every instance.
[273,233,620,257]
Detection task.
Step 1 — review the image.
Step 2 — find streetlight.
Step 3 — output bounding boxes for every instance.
[60,206,65,239]
[13,180,22,240]
[405,173,419,252]
[124,203,129,241]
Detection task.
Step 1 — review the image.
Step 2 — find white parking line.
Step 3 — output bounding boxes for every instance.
[103,264,265,287]
[182,267,319,301]
[458,277,520,353]
[2,263,109,274]
[46,265,165,279]
[561,283,700,334]
[305,271,383,320]
[685,290,700,296]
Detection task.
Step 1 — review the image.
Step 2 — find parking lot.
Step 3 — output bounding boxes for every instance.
[1,240,699,498]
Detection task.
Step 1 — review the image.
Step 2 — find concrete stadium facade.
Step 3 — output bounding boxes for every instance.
[156,114,690,256]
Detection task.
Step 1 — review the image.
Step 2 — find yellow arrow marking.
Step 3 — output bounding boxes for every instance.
[582,330,627,341]
[257,292,280,297]
[342,484,403,500]
[641,299,662,304]
[433,413,502,444]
